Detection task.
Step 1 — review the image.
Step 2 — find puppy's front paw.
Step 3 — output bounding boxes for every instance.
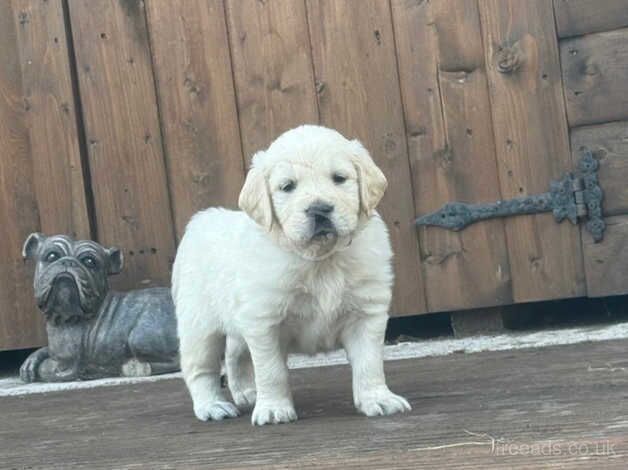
[194,399,240,422]
[356,388,411,417]
[251,400,297,425]
[232,388,257,410]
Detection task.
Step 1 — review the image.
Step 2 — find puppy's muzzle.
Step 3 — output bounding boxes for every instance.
[306,202,336,238]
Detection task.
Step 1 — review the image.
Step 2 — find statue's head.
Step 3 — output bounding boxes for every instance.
[22,233,123,324]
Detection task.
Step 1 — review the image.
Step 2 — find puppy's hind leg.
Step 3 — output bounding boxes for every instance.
[226,335,256,410]
[180,330,239,421]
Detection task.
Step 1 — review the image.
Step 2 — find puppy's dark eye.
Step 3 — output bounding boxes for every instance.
[80,255,98,269]
[332,173,347,184]
[280,180,296,193]
[45,251,61,263]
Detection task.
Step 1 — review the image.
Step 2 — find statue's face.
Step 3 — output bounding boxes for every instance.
[23,233,123,323]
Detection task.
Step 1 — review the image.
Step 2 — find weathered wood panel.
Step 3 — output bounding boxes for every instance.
[554,0,628,38]
[0,2,45,350]
[146,0,245,238]
[583,216,628,297]
[226,0,318,160]
[478,0,586,302]
[561,28,628,128]
[392,0,512,312]
[68,0,176,288]
[571,121,628,217]
[307,0,426,315]
[12,0,91,240]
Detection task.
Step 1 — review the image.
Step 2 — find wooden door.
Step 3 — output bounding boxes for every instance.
[392,0,587,312]
[394,0,628,309]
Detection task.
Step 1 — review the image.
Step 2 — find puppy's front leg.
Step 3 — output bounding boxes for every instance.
[342,314,411,417]
[244,327,296,425]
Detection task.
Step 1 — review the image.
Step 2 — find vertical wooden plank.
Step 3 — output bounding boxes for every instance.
[68,0,176,288]
[392,0,512,312]
[225,0,319,159]
[0,2,45,350]
[145,0,245,238]
[307,0,426,315]
[13,0,91,240]
[478,0,586,302]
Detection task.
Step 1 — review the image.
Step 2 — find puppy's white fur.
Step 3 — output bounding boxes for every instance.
[172,125,411,425]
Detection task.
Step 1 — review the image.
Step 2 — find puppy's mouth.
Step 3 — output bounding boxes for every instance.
[310,215,337,240]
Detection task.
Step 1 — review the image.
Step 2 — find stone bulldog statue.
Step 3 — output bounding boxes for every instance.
[20,233,179,382]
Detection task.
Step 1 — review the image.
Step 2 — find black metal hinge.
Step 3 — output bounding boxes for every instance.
[415,149,605,242]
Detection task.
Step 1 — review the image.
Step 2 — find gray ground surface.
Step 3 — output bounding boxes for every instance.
[1,339,628,469]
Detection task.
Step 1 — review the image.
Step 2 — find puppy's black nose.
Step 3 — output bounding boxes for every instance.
[306,202,334,217]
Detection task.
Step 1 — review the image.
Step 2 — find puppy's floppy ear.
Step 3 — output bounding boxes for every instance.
[23,232,46,260]
[238,152,273,231]
[106,247,124,275]
[350,139,387,216]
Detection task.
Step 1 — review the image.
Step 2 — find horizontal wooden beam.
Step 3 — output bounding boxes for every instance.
[583,215,628,297]
[561,28,628,127]
[571,121,628,217]
[554,0,628,38]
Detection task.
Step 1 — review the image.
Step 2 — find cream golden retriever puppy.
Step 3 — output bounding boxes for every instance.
[172,125,410,425]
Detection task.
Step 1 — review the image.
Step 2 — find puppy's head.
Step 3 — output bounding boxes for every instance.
[23,233,123,323]
[239,125,387,259]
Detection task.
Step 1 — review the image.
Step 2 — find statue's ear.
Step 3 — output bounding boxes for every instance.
[106,247,124,275]
[23,233,46,260]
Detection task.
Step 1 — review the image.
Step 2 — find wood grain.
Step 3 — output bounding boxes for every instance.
[392,0,512,312]
[307,0,426,315]
[146,0,245,238]
[554,0,628,38]
[3,340,628,468]
[583,215,628,297]
[561,28,628,127]
[68,0,176,289]
[0,1,45,350]
[226,0,318,159]
[12,0,91,240]
[478,0,586,302]
[571,121,628,217]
